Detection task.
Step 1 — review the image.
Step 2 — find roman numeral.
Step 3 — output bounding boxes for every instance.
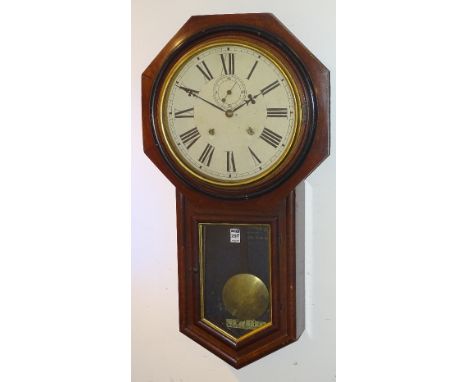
[174,107,194,118]
[259,127,282,148]
[260,80,280,96]
[246,60,258,80]
[226,151,236,172]
[248,147,262,164]
[220,53,235,75]
[199,143,215,166]
[196,61,213,81]
[179,127,200,149]
[266,108,288,118]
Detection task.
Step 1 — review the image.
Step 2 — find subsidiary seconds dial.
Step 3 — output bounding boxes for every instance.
[159,40,300,186]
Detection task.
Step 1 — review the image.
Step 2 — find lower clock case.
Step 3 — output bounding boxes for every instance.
[175,189,304,367]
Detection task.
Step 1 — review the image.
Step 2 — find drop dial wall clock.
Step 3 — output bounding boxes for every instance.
[142,13,330,368]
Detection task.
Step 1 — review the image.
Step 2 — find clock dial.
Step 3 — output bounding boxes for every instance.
[159,40,300,186]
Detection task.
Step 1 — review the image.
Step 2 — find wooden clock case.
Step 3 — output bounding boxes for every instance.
[141,13,330,368]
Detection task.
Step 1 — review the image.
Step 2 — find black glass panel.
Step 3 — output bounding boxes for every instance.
[200,223,271,339]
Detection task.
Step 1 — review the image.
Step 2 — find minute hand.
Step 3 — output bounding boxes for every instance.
[177,85,225,113]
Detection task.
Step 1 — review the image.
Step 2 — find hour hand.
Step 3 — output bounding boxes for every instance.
[233,93,258,112]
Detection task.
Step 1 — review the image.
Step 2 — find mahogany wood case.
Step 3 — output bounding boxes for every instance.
[141,13,330,368]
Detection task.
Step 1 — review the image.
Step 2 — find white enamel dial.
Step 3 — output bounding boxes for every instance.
[161,42,299,185]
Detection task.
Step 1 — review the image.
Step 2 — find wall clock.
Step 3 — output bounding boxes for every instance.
[142,13,330,368]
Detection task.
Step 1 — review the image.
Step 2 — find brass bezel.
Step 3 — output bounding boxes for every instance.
[198,223,272,343]
[157,37,302,187]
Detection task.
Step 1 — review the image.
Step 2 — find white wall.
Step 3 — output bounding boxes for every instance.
[132,1,335,381]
